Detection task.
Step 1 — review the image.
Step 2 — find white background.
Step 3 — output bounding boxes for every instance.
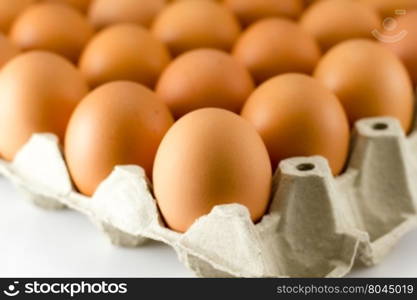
[1,177,417,278]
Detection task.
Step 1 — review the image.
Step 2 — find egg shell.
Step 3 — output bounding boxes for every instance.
[0,0,36,33]
[358,0,417,18]
[223,0,304,26]
[10,2,94,62]
[300,0,381,52]
[170,0,221,1]
[0,34,19,69]
[241,73,350,175]
[151,0,241,56]
[153,108,272,233]
[314,39,414,133]
[233,18,321,84]
[156,48,254,119]
[88,0,166,30]
[79,23,171,88]
[42,0,91,12]
[0,51,88,160]
[65,81,174,196]
[303,0,315,5]
[382,11,417,87]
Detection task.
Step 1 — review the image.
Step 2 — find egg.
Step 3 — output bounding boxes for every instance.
[358,0,417,18]
[0,34,19,69]
[241,74,349,175]
[65,81,174,196]
[0,0,36,33]
[153,108,272,232]
[88,0,166,30]
[0,51,88,160]
[156,48,254,119]
[10,3,94,62]
[314,39,414,133]
[170,0,221,1]
[300,0,381,52]
[233,18,321,84]
[151,0,241,56]
[223,0,303,26]
[303,0,316,6]
[382,11,417,87]
[42,0,91,12]
[79,24,171,88]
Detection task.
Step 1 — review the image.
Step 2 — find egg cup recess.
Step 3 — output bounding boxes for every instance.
[1,115,417,277]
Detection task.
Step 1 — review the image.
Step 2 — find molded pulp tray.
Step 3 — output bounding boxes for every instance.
[1,116,417,278]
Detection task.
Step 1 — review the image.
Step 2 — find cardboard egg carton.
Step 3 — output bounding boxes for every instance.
[1,116,417,278]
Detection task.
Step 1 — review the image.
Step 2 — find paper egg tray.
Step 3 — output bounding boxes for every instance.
[1,116,417,278]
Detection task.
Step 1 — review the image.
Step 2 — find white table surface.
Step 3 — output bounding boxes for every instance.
[1,177,416,278]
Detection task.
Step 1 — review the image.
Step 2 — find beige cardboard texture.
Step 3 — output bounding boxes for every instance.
[0,116,417,277]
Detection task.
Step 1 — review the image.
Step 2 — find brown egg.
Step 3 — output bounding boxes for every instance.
[223,0,303,26]
[358,0,417,18]
[79,24,171,88]
[0,51,88,160]
[153,108,272,232]
[381,11,417,87]
[241,74,349,175]
[170,0,221,1]
[10,3,94,62]
[303,0,316,6]
[300,0,381,52]
[42,0,91,12]
[314,39,414,133]
[89,0,166,30]
[65,81,174,196]
[233,18,321,84]
[151,0,241,56]
[0,0,35,33]
[0,34,19,69]
[156,48,254,119]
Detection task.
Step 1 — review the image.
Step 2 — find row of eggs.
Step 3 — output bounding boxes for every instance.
[1,0,417,87]
[0,0,416,233]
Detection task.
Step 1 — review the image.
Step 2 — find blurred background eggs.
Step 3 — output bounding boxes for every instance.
[223,0,303,26]
[241,73,350,175]
[300,0,381,52]
[314,39,414,133]
[153,108,272,232]
[382,10,417,87]
[156,48,254,119]
[0,34,19,68]
[65,81,174,196]
[43,0,92,12]
[79,23,171,88]
[0,51,88,160]
[10,2,94,62]
[88,0,166,30]
[151,0,241,56]
[0,0,35,33]
[233,18,321,84]
[357,0,417,18]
